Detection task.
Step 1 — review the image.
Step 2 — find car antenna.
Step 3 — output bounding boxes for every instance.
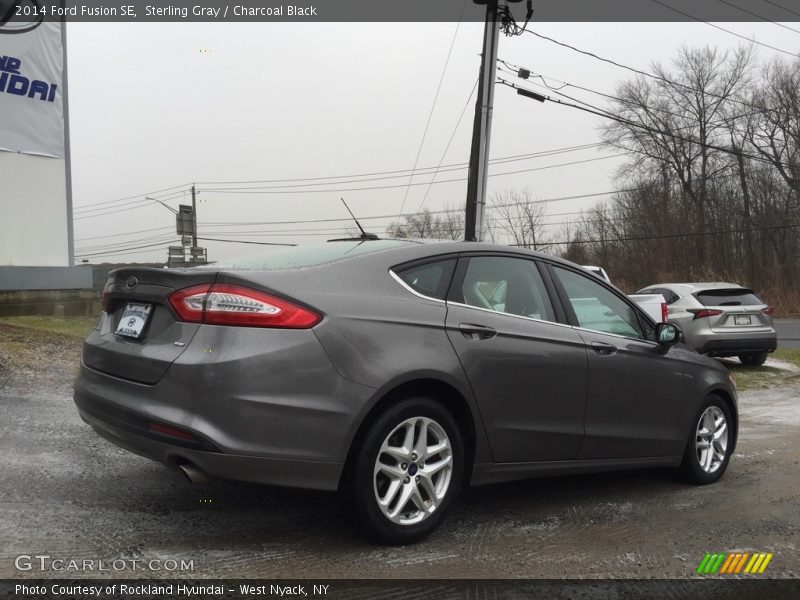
[340,198,379,240]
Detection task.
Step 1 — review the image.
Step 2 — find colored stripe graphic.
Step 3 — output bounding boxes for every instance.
[719,554,736,574]
[758,554,773,573]
[697,553,712,574]
[734,553,750,574]
[697,552,773,575]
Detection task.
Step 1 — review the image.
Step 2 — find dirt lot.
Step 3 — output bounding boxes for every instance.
[1,322,799,579]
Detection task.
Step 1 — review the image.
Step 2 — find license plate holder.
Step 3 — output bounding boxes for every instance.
[115,303,154,339]
[734,314,752,326]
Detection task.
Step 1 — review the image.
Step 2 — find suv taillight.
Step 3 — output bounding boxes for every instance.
[168,284,321,329]
[762,306,775,316]
[661,302,668,323]
[688,308,723,320]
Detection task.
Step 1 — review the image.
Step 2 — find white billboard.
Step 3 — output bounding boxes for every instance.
[0,21,64,157]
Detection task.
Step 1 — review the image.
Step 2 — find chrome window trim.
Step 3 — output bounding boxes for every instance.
[447,300,659,346]
[391,267,660,346]
[445,300,574,331]
[388,269,446,304]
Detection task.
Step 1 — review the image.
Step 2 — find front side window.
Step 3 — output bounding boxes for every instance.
[553,266,645,340]
[459,256,556,322]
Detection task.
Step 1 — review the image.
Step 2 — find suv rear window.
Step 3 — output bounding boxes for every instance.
[695,288,763,306]
[212,240,415,270]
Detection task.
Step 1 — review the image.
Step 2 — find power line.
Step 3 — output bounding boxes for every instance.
[498,78,797,170]
[761,0,800,19]
[522,29,785,115]
[531,222,800,247]
[72,183,190,211]
[415,77,479,215]
[397,0,468,220]
[647,0,799,57]
[198,154,625,196]
[497,59,764,134]
[714,0,800,35]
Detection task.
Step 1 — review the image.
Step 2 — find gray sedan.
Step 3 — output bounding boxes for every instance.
[637,283,777,365]
[74,240,738,544]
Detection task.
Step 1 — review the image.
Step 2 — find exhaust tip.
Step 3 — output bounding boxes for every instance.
[177,462,211,484]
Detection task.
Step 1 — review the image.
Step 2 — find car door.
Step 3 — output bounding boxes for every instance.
[445,255,589,463]
[548,265,685,459]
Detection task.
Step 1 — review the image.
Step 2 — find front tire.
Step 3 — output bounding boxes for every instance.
[346,397,464,544]
[738,351,768,366]
[679,395,733,484]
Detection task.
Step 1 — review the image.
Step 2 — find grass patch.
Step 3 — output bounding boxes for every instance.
[773,348,800,367]
[0,315,98,339]
[728,365,787,391]
[721,349,800,391]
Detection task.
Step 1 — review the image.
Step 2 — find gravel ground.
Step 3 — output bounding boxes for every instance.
[1,323,799,579]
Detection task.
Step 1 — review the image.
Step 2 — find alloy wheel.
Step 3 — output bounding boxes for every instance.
[373,416,453,526]
[695,405,728,473]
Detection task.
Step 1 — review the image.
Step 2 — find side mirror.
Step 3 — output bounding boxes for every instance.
[656,322,681,349]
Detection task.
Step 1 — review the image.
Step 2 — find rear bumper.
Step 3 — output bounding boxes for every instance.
[75,391,343,491]
[73,324,377,491]
[695,337,777,356]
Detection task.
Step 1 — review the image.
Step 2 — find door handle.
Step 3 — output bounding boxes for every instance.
[591,341,617,355]
[458,323,497,340]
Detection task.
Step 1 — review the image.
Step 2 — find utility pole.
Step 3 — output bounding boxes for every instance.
[190,183,198,250]
[464,0,501,242]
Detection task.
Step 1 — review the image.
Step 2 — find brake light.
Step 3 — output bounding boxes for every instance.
[102,283,111,312]
[762,306,775,316]
[167,284,321,329]
[661,302,668,323]
[688,308,723,319]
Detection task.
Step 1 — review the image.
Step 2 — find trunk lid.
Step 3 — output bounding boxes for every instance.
[82,267,217,384]
[694,288,773,332]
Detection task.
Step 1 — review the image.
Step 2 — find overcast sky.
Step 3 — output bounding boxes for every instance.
[67,22,800,263]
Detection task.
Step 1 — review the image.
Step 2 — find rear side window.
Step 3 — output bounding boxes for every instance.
[394,259,456,300]
[696,289,763,306]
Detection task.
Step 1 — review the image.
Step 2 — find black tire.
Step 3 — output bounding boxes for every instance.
[344,397,464,545]
[679,394,734,485]
[738,351,768,366]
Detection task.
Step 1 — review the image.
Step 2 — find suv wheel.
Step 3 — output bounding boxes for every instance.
[738,351,768,366]
[346,397,464,544]
[679,395,733,484]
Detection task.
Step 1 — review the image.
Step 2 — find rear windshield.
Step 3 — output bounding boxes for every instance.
[210,240,415,270]
[695,288,763,306]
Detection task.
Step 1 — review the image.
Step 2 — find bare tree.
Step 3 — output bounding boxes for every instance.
[748,56,800,200]
[603,45,755,263]
[387,206,464,240]
[489,188,548,249]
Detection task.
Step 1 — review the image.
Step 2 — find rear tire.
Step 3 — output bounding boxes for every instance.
[738,351,768,366]
[679,394,733,485]
[345,397,464,545]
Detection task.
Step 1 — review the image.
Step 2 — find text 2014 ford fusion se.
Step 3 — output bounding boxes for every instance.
[74,240,737,544]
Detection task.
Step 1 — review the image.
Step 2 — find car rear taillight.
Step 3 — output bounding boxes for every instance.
[102,282,111,312]
[167,284,321,329]
[687,308,723,320]
[762,306,775,316]
[661,302,668,323]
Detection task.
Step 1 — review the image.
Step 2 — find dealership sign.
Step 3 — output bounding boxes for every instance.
[0,21,64,157]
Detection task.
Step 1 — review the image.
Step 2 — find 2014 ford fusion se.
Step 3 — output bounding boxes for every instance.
[74,240,737,544]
